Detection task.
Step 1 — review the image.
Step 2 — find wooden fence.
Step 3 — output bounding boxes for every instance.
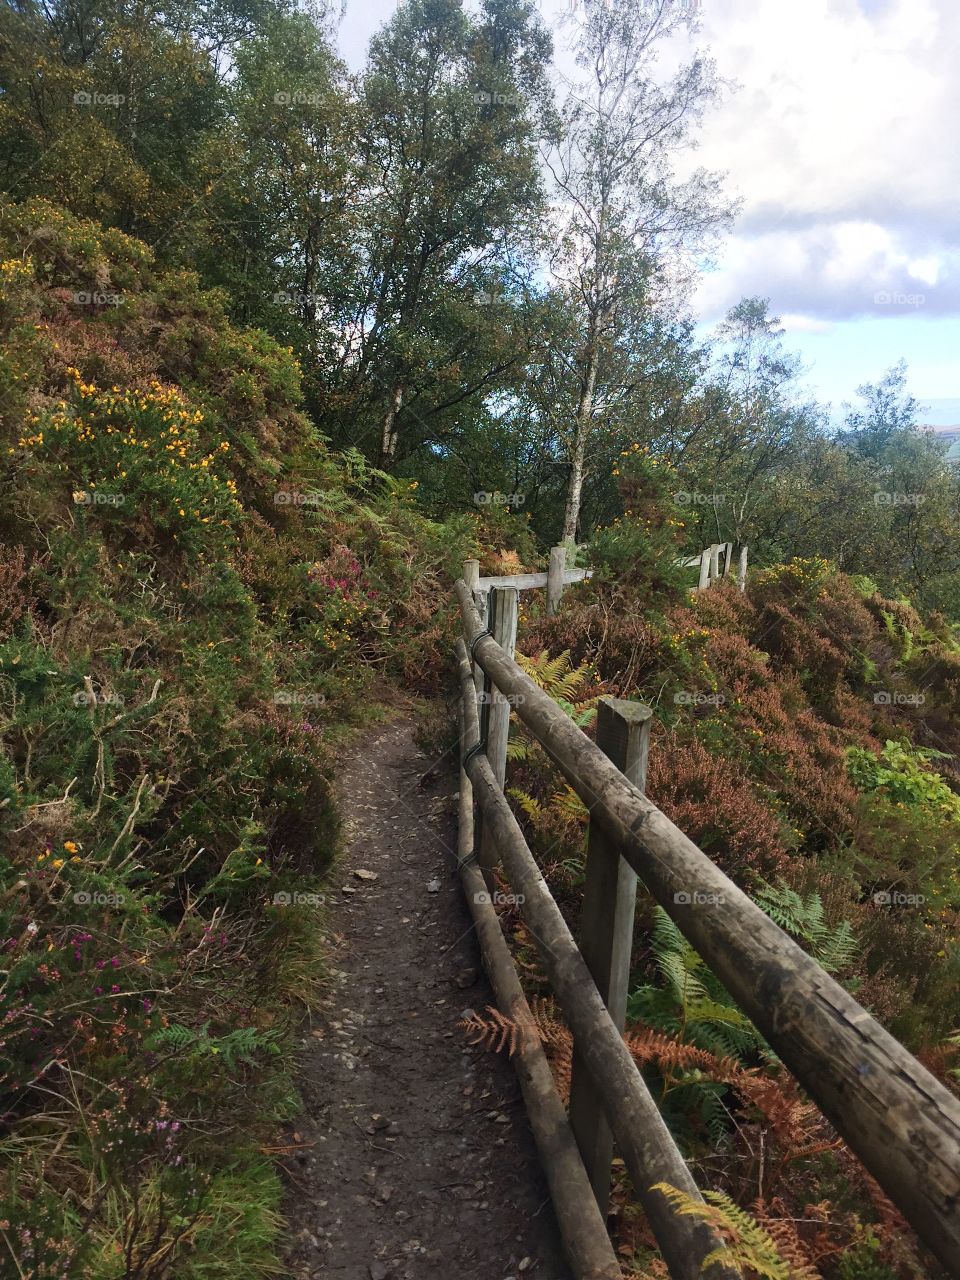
[678,541,747,591]
[452,570,960,1280]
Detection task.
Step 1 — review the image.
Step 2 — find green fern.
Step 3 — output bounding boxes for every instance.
[834,1236,898,1280]
[506,737,536,762]
[506,649,598,831]
[507,787,543,822]
[754,881,858,974]
[651,1183,794,1278]
[554,786,588,820]
[149,1022,282,1071]
[628,909,767,1148]
[516,649,598,707]
[900,621,915,663]
[507,782,587,826]
[630,909,763,1056]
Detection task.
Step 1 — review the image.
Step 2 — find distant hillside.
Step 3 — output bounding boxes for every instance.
[921,424,960,463]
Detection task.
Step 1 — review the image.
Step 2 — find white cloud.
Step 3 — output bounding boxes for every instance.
[684,0,960,319]
[694,220,957,320]
[779,314,834,334]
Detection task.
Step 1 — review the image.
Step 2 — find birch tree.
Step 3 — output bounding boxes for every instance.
[544,0,732,542]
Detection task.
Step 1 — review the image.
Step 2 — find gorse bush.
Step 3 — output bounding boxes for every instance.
[15,369,241,555]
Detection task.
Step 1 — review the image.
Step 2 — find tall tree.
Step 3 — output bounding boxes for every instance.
[669,298,822,550]
[0,0,284,239]
[195,9,357,348]
[542,0,732,541]
[328,0,552,466]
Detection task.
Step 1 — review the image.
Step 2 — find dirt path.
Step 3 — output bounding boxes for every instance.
[282,719,573,1280]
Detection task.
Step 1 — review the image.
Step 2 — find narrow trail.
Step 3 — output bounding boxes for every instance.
[282,719,573,1280]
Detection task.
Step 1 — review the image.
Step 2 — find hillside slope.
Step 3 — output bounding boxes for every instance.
[0,199,473,1276]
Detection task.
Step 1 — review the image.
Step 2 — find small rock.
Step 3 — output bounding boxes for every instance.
[369,1263,389,1280]
[426,877,441,893]
[354,869,379,882]
[518,1258,534,1273]
[341,885,356,896]
[453,966,477,989]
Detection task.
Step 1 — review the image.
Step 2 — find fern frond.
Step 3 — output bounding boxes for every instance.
[516,648,598,707]
[507,787,543,821]
[683,999,756,1032]
[623,1027,746,1085]
[755,881,858,974]
[458,1006,521,1056]
[652,1183,795,1279]
[814,921,857,973]
[554,785,588,821]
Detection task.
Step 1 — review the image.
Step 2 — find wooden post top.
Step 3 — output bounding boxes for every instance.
[597,698,652,790]
[598,697,653,725]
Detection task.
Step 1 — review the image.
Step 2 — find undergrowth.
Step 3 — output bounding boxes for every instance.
[0,200,477,1278]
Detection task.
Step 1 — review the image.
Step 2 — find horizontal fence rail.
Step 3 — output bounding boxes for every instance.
[454,576,960,1276]
[455,693,623,1280]
[455,641,738,1280]
[464,544,592,620]
[473,568,593,592]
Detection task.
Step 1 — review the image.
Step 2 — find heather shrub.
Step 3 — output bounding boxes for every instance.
[521,588,665,694]
[646,735,790,883]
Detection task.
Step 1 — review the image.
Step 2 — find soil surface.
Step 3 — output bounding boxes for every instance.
[282,719,572,1280]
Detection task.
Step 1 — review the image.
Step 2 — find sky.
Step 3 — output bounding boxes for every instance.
[335,0,959,426]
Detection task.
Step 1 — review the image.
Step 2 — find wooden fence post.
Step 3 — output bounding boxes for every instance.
[697,548,710,591]
[463,557,480,603]
[479,586,519,880]
[737,544,748,592]
[569,697,653,1217]
[722,542,733,576]
[546,544,566,616]
[463,559,486,699]
[708,543,720,585]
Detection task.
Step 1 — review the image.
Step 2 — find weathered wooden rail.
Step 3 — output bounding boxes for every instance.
[452,570,960,1280]
[679,541,747,591]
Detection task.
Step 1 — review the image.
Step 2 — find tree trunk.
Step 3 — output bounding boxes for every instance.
[379,383,403,466]
[561,342,599,543]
